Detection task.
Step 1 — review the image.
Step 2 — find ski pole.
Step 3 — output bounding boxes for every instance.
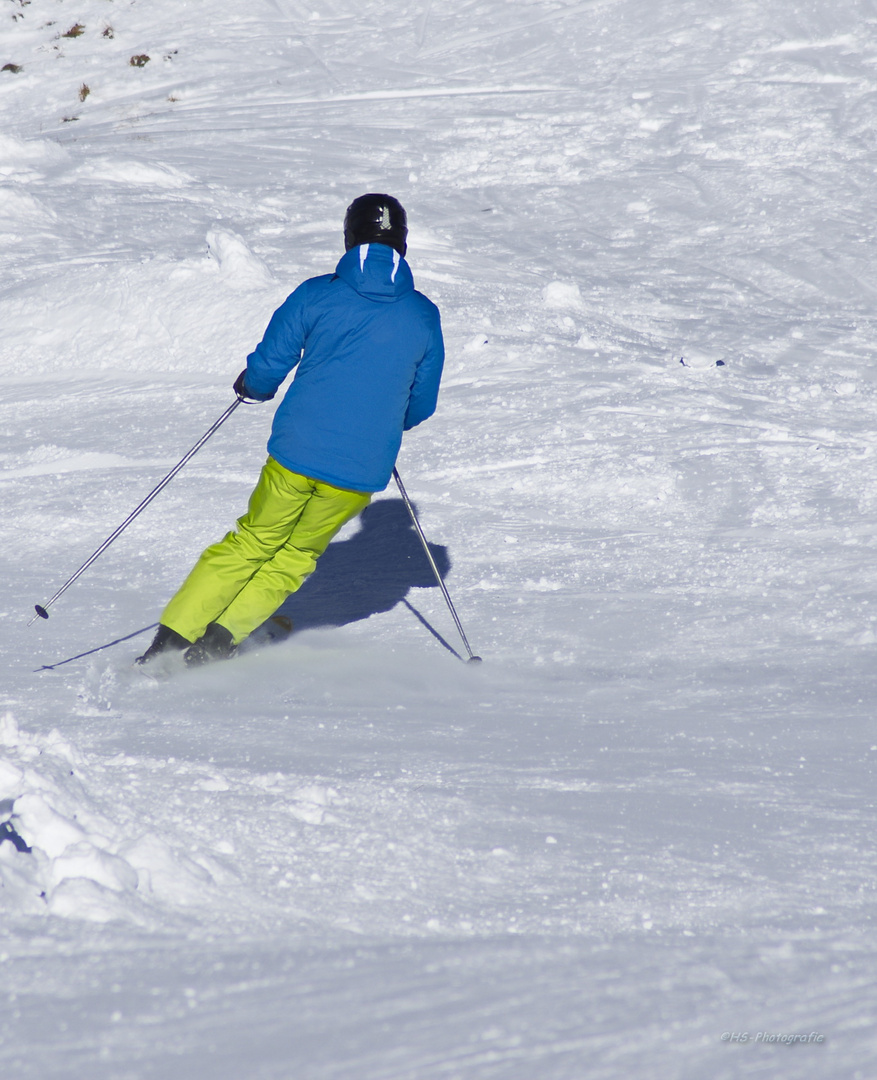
[392,467,482,664]
[36,623,158,672]
[29,397,243,625]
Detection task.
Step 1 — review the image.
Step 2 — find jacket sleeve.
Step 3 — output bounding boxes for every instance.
[243,282,309,401]
[403,308,444,430]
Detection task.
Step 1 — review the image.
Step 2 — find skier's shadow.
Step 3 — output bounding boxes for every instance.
[267,498,458,656]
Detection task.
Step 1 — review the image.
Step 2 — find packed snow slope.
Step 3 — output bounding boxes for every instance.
[2,0,877,1077]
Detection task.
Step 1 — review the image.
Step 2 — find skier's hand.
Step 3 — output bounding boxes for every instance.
[234,368,275,403]
[233,369,254,400]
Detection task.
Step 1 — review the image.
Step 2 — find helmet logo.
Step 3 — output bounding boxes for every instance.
[380,205,391,230]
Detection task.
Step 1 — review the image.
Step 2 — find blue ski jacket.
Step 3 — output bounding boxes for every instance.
[243,243,444,493]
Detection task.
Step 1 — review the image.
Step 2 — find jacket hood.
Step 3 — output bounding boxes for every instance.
[335,243,415,303]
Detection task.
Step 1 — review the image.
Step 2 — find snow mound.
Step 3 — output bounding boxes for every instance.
[0,713,220,924]
[679,347,725,369]
[0,187,55,230]
[542,279,583,310]
[206,229,274,290]
[74,158,193,188]
[0,133,69,171]
[0,255,273,376]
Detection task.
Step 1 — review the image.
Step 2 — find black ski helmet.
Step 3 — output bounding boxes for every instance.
[343,193,408,256]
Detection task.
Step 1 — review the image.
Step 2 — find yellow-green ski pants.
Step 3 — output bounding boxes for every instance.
[161,457,371,645]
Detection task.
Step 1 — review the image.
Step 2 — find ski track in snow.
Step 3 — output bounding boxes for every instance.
[2,0,877,1077]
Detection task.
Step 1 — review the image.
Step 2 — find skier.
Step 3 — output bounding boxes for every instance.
[136,193,444,667]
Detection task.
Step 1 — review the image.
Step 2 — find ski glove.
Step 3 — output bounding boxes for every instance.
[234,369,275,403]
[233,369,251,399]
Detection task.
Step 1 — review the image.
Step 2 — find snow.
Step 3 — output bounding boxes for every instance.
[2,0,877,1076]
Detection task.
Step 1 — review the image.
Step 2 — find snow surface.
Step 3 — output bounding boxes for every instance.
[2,0,877,1076]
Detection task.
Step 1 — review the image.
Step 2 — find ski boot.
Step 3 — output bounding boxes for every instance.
[184,622,237,667]
[135,624,190,666]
